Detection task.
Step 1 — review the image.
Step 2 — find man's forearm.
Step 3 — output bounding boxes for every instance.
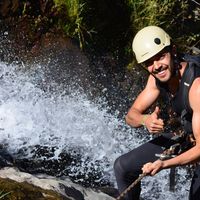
[125,109,148,128]
[162,145,200,169]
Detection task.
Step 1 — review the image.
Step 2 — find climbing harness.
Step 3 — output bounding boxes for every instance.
[155,132,196,191]
[115,132,196,198]
[155,132,196,161]
[116,173,146,200]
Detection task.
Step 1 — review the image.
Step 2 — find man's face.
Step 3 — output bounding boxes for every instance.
[143,49,174,82]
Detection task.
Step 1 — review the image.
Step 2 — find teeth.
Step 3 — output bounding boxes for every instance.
[158,69,166,75]
[158,71,165,75]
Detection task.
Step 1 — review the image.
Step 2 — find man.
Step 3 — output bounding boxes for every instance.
[114,25,200,200]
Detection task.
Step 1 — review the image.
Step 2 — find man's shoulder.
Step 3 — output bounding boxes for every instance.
[146,75,160,92]
[147,74,157,86]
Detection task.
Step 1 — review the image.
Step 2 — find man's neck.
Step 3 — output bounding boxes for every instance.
[167,61,188,95]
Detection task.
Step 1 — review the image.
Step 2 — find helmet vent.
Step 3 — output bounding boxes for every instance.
[154,38,161,45]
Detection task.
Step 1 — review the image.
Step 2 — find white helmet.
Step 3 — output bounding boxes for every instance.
[132,26,171,63]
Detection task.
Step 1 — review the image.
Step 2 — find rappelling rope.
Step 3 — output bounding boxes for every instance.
[116,173,146,200]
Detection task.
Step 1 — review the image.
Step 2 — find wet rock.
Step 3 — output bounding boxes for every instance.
[0,145,14,168]
[0,177,69,200]
[0,0,19,17]
[0,167,116,200]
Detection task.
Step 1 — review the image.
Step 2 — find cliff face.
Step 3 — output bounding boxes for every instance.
[0,0,53,18]
[0,0,132,53]
[0,0,63,59]
[0,0,19,17]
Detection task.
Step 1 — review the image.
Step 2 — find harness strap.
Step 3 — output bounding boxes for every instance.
[181,63,195,115]
[181,54,200,115]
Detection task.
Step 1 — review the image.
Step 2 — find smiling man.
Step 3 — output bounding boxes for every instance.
[114,26,200,200]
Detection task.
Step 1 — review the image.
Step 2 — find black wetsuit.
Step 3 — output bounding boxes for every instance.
[114,56,200,200]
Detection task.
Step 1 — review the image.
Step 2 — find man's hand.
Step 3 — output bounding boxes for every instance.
[145,106,164,134]
[142,160,164,176]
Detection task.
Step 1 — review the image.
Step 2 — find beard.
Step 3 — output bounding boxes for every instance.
[152,65,168,74]
[152,65,172,83]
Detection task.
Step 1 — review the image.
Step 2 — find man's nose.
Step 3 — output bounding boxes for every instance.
[153,60,161,70]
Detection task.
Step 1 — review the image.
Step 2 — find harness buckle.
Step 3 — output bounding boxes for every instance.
[155,143,181,160]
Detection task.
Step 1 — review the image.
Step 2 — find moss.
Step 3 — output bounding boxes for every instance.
[0,178,69,200]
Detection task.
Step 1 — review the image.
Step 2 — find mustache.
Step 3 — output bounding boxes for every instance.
[152,65,168,74]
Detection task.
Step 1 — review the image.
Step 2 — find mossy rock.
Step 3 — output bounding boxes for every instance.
[0,178,69,200]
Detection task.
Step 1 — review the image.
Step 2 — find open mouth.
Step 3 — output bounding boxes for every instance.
[153,66,168,75]
[158,70,166,76]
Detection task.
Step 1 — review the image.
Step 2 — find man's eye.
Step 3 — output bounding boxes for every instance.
[144,60,153,67]
[159,53,167,60]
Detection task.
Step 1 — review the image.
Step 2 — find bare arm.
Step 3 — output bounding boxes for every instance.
[163,78,200,166]
[142,78,200,175]
[125,75,164,133]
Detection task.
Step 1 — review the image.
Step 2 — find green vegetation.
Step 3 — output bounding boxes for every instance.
[2,0,199,56]
[53,0,93,49]
[0,178,66,200]
[127,0,187,30]
[51,0,199,55]
[0,190,11,199]
[126,0,199,52]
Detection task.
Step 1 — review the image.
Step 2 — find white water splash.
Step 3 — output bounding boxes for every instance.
[0,61,190,199]
[0,61,137,175]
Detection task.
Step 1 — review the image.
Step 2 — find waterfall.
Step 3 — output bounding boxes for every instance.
[0,59,190,199]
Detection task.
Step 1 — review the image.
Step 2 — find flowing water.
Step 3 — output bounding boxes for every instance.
[0,57,191,199]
